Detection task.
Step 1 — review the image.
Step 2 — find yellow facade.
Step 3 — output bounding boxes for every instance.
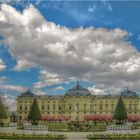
[17,84,140,123]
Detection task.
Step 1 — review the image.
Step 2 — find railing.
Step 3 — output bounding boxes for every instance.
[107,124,131,134]
[23,124,48,134]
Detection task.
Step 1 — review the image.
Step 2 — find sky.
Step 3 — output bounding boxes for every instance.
[0,0,140,111]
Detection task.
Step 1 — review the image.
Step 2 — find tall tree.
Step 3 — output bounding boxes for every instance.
[0,97,8,119]
[113,96,127,124]
[0,97,8,126]
[28,98,41,125]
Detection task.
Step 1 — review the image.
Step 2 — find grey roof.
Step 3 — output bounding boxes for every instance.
[121,89,138,97]
[38,95,63,99]
[19,90,36,97]
[95,94,119,98]
[65,83,91,96]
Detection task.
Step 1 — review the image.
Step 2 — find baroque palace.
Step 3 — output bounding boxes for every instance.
[17,82,140,123]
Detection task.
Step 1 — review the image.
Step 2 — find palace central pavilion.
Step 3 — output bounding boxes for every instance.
[17,82,140,123]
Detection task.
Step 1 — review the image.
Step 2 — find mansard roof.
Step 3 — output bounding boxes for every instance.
[65,82,91,96]
[121,89,138,97]
[19,90,36,97]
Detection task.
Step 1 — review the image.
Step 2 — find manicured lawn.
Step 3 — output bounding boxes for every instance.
[40,122,68,131]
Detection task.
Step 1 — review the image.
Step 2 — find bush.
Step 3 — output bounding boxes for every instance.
[87,134,140,139]
[68,121,95,132]
[0,132,66,139]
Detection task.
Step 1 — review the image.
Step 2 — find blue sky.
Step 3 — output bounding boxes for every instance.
[0,0,140,99]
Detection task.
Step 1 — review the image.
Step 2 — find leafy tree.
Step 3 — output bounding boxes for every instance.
[0,97,8,126]
[28,98,41,125]
[0,97,8,119]
[113,96,127,124]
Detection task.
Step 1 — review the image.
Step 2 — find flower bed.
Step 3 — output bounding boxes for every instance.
[0,132,66,139]
[68,121,107,132]
[87,134,140,139]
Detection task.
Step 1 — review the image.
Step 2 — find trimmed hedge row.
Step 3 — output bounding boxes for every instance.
[68,122,107,132]
[0,132,66,139]
[87,134,140,139]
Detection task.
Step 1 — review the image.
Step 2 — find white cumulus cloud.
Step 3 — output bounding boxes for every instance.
[33,70,64,89]
[1,4,140,92]
[0,94,16,111]
[0,84,28,92]
[0,59,6,71]
[50,86,65,91]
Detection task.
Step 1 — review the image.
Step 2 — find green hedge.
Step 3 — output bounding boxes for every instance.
[87,134,140,139]
[68,122,107,132]
[0,132,66,139]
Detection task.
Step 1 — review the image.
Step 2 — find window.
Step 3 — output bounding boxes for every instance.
[47,105,50,110]
[19,106,22,110]
[59,105,61,110]
[25,106,27,110]
[19,116,22,120]
[42,106,44,110]
[106,104,108,109]
[69,104,72,110]
[53,105,55,110]
[100,104,102,110]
